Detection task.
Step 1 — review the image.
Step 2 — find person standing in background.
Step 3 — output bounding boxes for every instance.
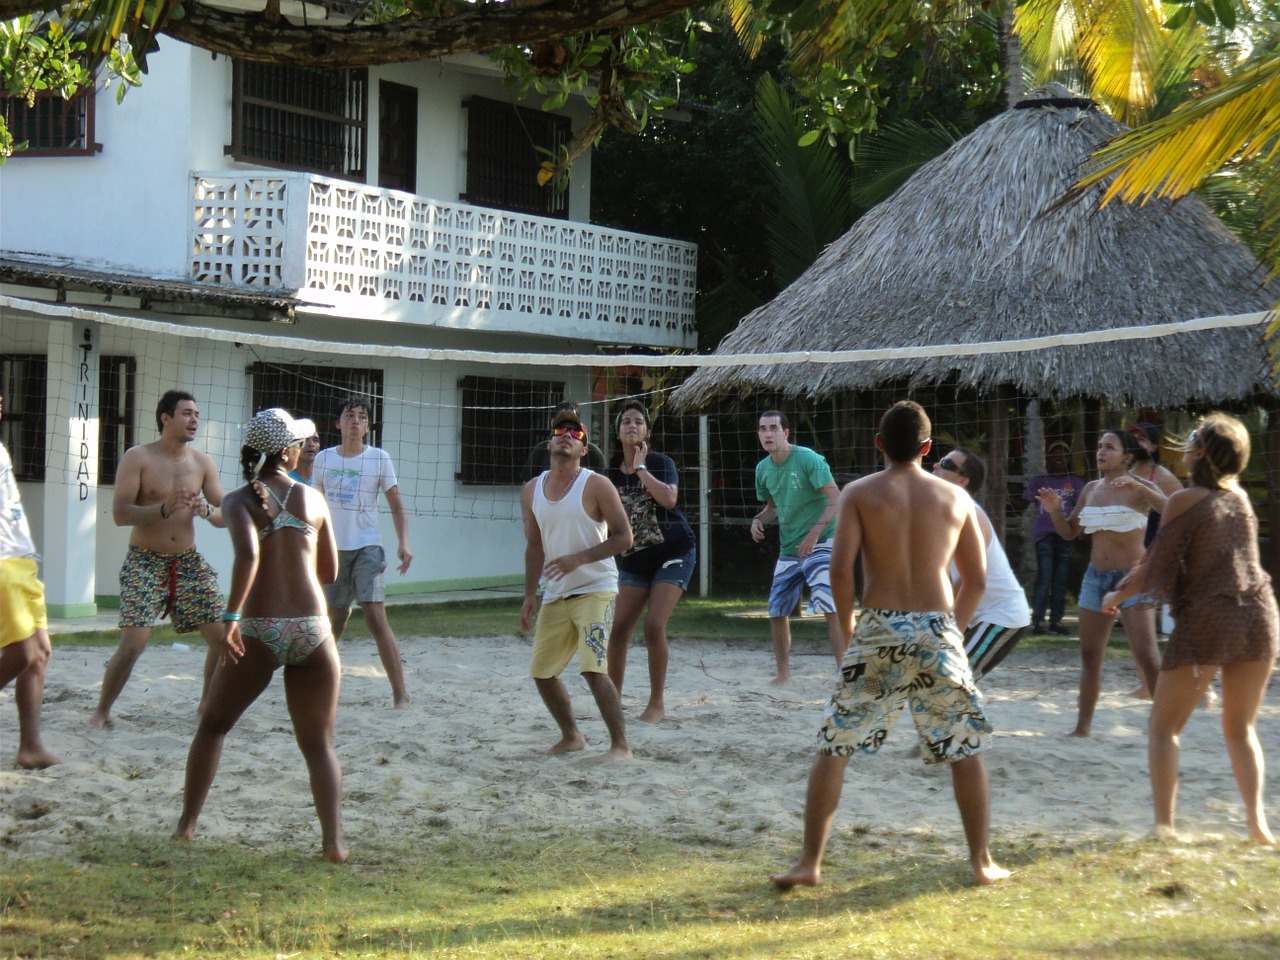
[1021,441,1085,635]
[314,397,412,708]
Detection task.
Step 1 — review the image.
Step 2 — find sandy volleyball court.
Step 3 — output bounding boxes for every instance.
[2,635,1276,861]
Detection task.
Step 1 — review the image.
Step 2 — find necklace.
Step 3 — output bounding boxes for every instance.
[544,466,582,502]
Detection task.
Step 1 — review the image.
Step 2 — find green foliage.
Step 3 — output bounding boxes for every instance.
[0,13,141,161]
[752,72,852,287]
[495,17,698,130]
[851,117,963,209]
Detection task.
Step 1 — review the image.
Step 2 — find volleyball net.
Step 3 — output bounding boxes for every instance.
[1,296,1272,589]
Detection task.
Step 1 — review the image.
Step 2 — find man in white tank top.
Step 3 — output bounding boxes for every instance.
[933,448,1032,678]
[520,408,634,762]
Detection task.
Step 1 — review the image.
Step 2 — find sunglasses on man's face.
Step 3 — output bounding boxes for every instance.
[552,424,587,441]
[936,457,961,472]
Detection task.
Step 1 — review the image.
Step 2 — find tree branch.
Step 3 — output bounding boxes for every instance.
[145,0,698,67]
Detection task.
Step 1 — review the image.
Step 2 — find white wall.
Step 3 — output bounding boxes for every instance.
[0,47,197,278]
[1,44,597,279]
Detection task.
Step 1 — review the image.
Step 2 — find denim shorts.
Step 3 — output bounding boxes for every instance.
[1078,563,1150,613]
[618,545,697,591]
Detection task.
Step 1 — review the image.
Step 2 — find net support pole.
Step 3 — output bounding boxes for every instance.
[698,414,710,598]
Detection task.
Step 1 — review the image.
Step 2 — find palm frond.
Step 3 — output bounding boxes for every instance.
[753,73,853,288]
[1078,54,1280,204]
[851,119,963,209]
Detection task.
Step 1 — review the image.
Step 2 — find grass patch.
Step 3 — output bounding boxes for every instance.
[3,830,1276,958]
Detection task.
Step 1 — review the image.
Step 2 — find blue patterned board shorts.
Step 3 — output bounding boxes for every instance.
[818,608,991,766]
[118,546,222,634]
[767,542,835,618]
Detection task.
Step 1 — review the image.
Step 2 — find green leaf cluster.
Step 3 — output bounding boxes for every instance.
[1,13,142,161]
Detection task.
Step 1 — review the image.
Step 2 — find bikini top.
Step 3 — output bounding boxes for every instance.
[257,479,318,541]
[1078,504,1147,534]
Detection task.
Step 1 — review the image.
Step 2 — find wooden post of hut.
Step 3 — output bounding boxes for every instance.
[986,386,1013,542]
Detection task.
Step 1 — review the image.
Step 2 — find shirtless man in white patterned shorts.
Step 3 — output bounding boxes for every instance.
[771,400,1009,888]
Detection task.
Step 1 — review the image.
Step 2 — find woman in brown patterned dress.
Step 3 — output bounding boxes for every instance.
[1104,413,1277,843]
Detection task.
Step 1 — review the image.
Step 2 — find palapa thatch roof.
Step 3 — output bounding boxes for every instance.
[672,83,1278,412]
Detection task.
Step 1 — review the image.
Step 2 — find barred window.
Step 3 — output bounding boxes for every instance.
[0,355,48,482]
[248,362,384,449]
[98,356,135,485]
[230,61,368,179]
[1,87,97,157]
[463,97,570,219]
[459,375,563,485]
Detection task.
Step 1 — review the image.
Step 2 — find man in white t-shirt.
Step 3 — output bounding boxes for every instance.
[0,393,61,768]
[314,397,413,707]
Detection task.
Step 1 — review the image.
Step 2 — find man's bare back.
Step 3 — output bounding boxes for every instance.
[771,401,1006,890]
[833,464,985,631]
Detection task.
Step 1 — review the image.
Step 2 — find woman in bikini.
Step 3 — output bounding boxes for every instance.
[173,408,347,862]
[1102,414,1276,843]
[1036,429,1167,737]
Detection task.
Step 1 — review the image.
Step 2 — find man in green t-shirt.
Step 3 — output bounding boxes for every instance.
[751,411,845,684]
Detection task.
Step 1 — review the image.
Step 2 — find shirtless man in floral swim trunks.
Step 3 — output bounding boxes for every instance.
[90,390,226,728]
[770,400,1009,888]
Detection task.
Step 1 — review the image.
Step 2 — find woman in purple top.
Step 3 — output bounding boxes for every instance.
[1021,441,1086,634]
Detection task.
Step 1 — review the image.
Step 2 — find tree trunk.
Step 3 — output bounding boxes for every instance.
[1002,0,1023,108]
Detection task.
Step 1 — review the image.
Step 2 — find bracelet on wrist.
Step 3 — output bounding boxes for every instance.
[635,464,648,472]
[221,611,241,622]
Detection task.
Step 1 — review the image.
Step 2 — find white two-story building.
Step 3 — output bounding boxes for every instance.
[0,41,697,618]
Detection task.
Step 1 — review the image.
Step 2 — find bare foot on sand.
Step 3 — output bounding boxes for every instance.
[394,696,411,710]
[1064,727,1090,738]
[546,735,587,756]
[1247,822,1276,846]
[769,673,792,687]
[15,749,62,769]
[973,861,1011,886]
[1151,824,1179,842]
[88,711,112,730]
[324,842,350,863]
[593,745,634,763]
[770,864,820,889]
[637,704,664,725]
[1126,684,1152,701]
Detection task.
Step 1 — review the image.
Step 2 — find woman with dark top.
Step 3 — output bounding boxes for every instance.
[173,409,347,862]
[1103,413,1277,844]
[1127,421,1184,546]
[1036,429,1168,737]
[605,400,696,724]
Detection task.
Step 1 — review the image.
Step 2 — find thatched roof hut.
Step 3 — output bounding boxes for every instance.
[672,84,1278,413]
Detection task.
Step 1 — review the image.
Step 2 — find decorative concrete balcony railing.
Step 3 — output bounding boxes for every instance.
[190,172,697,348]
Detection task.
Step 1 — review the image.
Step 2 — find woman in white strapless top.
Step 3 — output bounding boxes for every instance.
[1036,429,1169,738]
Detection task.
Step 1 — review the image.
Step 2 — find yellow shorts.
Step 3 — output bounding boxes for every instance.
[530,592,615,679]
[1,557,48,648]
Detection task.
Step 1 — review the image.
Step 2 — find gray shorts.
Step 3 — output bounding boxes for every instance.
[324,545,387,609]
